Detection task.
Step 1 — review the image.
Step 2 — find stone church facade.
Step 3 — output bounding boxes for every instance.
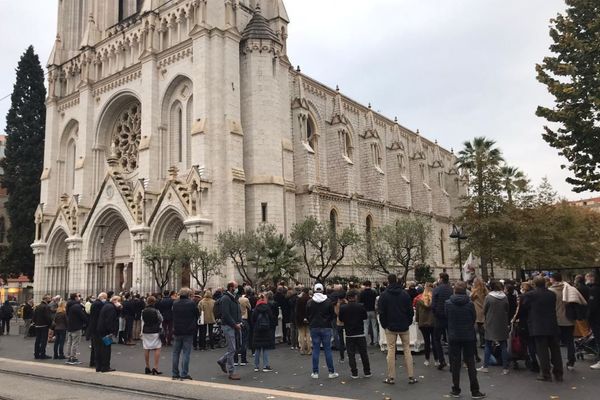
[33,0,466,299]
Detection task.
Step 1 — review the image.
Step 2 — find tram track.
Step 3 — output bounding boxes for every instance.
[0,368,198,400]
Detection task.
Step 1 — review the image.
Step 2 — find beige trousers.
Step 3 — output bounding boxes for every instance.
[385,329,414,379]
[298,325,312,355]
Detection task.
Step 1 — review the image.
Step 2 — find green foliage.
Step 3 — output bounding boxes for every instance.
[217,229,256,285]
[179,240,224,290]
[536,0,600,192]
[414,264,435,283]
[354,217,432,284]
[141,241,192,291]
[291,216,359,282]
[0,46,46,279]
[254,224,300,286]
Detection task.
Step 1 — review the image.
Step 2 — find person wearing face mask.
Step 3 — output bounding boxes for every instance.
[86,292,107,370]
[96,295,121,373]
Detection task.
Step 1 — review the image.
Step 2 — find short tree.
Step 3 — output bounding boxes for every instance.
[355,217,432,284]
[217,229,257,286]
[142,241,189,292]
[291,216,359,282]
[183,241,224,290]
[255,224,300,286]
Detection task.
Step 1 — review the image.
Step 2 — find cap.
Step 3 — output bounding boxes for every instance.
[314,283,324,292]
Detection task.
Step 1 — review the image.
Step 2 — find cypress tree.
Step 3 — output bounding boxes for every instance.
[536,0,600,192]
[0,46,46,279]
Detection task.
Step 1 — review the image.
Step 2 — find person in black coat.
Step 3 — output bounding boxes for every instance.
[588,273,600,369]
[378,274,416,385]
[158,291,175,346]
[86,293,107,369]
[432,272,453,369]
[339,290,371,378]
[252,295,275,371]
[22,299,34,339]
[66,293,88,364]
[359,281,379,346]
[171,288,199,380]
[122,293,135,345]
[0,300,14,335]
[521,276,563,381]
[307,283,337,378]
[32,295,53,359]
[96,295,121,373]
[445,281,485,399]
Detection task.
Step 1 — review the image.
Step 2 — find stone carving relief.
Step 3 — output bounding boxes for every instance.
[111,102,142,174]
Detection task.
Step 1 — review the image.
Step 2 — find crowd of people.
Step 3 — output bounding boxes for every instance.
[19,269,600,399]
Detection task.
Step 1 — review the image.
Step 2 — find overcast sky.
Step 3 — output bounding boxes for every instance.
[0,0,589,200]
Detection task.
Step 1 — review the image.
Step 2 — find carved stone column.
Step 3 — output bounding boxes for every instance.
[31,242,47,302]
[66,235,84,295]
[131,226,150,294]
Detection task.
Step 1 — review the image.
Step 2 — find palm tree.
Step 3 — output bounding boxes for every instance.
[500,165,528,205]
[456,137,503,280]
[456,137,504,214]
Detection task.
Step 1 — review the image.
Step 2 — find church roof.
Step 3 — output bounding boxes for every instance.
[242,6,280,43]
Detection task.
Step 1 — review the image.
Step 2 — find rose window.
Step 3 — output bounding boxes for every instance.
[112,103,141,173]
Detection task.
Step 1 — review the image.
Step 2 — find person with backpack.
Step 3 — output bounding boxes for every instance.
[252,293,275,372]
[307,283,338,379]
[216,281,242,380]
[549,272,576,370]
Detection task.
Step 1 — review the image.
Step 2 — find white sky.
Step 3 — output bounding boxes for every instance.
[0,0,590,200]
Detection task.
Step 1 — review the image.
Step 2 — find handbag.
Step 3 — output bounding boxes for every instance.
[102,334,113,346]
[510,324,522,356]
[198,310,204,326]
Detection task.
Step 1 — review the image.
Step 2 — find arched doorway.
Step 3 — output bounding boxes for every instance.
[46,229,69,297]
[152,208,189,289]
[86,208,132,295]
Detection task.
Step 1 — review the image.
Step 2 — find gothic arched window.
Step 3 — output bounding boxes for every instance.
[330,209,338,257]
[440,229,446,265]
[307,117,317,151]
[366,215,373,257]
[340,130,353,161]
[66,139,76,191]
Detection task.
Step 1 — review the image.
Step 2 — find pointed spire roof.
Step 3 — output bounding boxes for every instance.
[242,5,280,42]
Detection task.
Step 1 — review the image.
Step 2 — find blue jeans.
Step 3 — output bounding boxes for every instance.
[254,348,270,368]
[484,340,508,369]
[310,327,334,374]
[53,329,66,357]
[218,325,237,374]
[172,335,193,377]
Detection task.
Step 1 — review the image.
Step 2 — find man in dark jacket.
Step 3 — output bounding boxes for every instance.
[217,281,242,380]
[378,274,416,385]
[588,272,600,370]
[171,287,198,380]
[432,272,453,369]
[307,283,337,379]
[339,290,371,378]
[359,281,378,345]
[22,299,34,338]
[158,291,175,346]
[121,292,135,345]
[446,281,486,399]
[86,293,107,369]
[96,295,121,373]
[32,294,53,359]
[132,294,144,341]
[66,293,88,365]
[522,276,563,381]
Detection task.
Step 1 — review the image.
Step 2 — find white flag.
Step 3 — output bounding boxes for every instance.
[462,252,475,281]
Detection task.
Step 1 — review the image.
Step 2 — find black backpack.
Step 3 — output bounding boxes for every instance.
[255,309,270,331]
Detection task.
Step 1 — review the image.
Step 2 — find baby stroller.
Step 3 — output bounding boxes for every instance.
[575,332,597,361]
[212,322,228,349]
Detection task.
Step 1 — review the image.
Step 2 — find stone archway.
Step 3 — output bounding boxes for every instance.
[86,207,132,295]
[46,228,69,297]
[152,208,189,289]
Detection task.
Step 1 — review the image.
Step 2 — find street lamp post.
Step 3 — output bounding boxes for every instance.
[450,224,468,281]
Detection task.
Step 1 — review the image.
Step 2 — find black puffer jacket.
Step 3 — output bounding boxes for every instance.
[142,306,163,334]
[377,284,413,332]
[172,297,199,336]
[67,302,88,332]
[359,288,377,312]
[433,283,453,324]
[295,293,310,326]
[157,297,174,321]
[445,294,476,342]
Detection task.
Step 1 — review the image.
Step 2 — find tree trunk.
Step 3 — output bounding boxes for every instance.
[480,255,489,281]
